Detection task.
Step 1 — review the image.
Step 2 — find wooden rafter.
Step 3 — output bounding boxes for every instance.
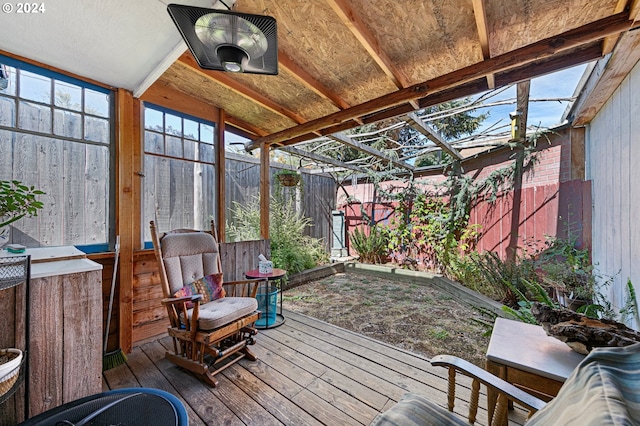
[278,50,350,111]
[602,0,630,55]
[246,11,633,150]
[141,81,220,123]
[226,116,267,138]
[178,52,304,124]
[325,0,418,109]
[279,146,368,174]
[632,0,640,20]
[472,0,495,88]
[260,42,603,150]
[325,0,409,88]
[329,132,414,171]
[404,112,464,161]
[278,51,364,126]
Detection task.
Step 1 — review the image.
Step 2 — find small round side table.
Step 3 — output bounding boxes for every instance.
[245,268,287,329]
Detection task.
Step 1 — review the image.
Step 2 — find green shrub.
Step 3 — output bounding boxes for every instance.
[227,196,328,274]
[349,224,390,264]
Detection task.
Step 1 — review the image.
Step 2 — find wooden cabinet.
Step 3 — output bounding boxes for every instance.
[0,247,103,423]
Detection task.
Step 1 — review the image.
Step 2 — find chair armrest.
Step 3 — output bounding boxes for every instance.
[431,355,547,417]
[162,294,203,306]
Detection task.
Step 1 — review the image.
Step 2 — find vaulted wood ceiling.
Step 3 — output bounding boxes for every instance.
[145,0,639,151]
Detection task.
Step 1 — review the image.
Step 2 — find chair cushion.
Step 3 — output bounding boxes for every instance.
[527,343,640,425]
[369,393,468,426]
[189,297,258,330]
[160,232,221,294]
[173,273,226,309]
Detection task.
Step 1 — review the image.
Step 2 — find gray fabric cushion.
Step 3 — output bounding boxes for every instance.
[161,232,220,294]
[369,393,468,426]
[527,343,640,425]
[187,297,258,330]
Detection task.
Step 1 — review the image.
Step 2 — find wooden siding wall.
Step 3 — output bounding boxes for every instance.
[586,60,640,330]
[130,239,270,344]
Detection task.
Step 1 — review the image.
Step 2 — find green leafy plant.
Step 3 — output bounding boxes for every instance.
[535,235,595,303]
[0,180,45,228]
[501,278,560,324]
[274,169,302,187]
[578,278,639,324]
[349,224,390,264]
[227,196,327,274]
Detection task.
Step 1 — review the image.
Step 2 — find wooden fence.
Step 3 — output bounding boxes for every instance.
[225,152,337,250]
[342,180,590,267]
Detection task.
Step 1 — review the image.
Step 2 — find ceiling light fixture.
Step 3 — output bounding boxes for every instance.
[167,4,278,75]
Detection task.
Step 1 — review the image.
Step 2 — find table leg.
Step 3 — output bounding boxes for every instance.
[485,360,508,426]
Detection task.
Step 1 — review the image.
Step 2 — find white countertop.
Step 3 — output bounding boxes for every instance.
[1,246,102,278]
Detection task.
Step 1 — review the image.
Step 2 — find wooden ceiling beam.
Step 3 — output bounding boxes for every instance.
[329,132,414,171]
[140,81,220,123]
[631,0,640,20]
[601,0,630,55]
[264,44,600,150]
[279,146,368,174]
[404,112,464,161]
[326,0,410,88]
[325,0,419,109]
[226,116,267,138]
[247,11,633,150]
[471,0,495,89]
[493,42,603,86]
[177,52,304,125]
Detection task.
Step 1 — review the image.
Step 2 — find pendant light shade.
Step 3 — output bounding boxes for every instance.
[167,4,278,75]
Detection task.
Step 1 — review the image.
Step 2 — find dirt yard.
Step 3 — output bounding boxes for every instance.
[282,272,493,367]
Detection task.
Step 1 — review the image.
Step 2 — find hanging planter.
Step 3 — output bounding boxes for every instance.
[276,170,301,187]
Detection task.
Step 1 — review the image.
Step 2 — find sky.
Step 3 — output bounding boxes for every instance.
[472,64,588,135]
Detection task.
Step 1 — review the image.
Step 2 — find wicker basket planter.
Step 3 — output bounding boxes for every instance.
[276,172,301,187]
[0,348,22,397]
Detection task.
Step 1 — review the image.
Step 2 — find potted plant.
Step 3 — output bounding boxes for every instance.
[275,169,301,187]
[0,180,45,246]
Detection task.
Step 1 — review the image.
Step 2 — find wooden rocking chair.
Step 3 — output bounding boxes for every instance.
[150,220,266,387]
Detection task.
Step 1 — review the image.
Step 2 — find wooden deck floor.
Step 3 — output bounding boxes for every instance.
[103,310,528,425]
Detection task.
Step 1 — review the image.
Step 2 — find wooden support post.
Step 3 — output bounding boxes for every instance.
[116,89,137,354]
[132,98,142,250]
[216,110,226,242]
[506,81,530,261]
[260,142,270,240]
[570,127,586,181]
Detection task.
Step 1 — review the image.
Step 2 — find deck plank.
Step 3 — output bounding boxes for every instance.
[124,347,205,426]
[222,363,325,426]
[105,310,528,426]
[142,339,245,426]
[281,311,528,424]
[102,362,141,389]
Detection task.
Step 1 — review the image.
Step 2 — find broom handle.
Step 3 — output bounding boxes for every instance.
[104,235,121,353]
